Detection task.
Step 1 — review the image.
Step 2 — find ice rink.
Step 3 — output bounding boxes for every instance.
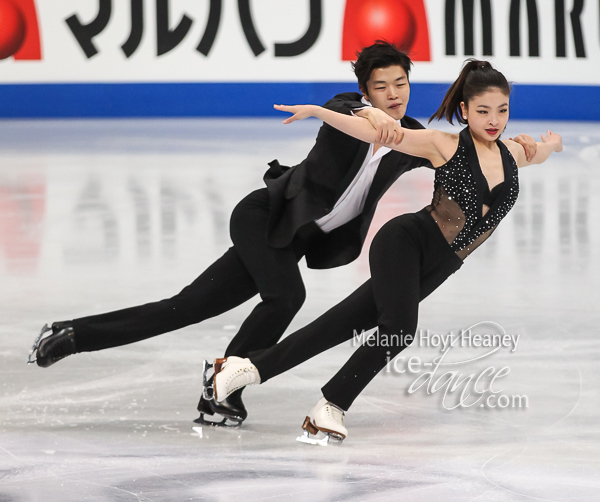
[1,117,599,501]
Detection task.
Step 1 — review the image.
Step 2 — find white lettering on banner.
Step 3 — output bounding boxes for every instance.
[0,0,599,84]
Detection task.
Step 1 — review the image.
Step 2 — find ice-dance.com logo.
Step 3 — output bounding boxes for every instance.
[353,321,529,411]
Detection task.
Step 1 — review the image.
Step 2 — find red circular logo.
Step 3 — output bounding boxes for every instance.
[356,0,416,50]
[0,0,27,60]
[342,0,431,61]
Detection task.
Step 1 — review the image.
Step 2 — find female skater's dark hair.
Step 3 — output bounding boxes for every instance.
[429,59,511,125]
[353,40,413,93]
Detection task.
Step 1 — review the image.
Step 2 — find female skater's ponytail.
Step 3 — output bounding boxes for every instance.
[429,59,511,125]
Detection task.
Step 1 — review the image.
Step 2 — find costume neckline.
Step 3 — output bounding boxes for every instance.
[459,127,511,220]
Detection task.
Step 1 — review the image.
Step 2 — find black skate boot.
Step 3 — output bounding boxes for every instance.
[194,388,247,428]
[27,322,78,367]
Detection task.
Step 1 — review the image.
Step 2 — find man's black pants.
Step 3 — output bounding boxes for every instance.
[73,188,312,358]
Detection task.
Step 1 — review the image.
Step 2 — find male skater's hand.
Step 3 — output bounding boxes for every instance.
[355,107,403,145]
[510,134,537,162]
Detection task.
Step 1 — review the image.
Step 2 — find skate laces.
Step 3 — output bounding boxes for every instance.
[222,358,261,393]
[325,402,345,425]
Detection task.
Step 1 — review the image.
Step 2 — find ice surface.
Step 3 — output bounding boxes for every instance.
[1,118,599,501]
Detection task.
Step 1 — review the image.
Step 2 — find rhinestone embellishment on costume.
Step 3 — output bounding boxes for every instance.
[432,137,520,255]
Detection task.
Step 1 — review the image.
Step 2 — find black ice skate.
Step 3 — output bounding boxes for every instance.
[27,322,77,367]
[194,389,248,428]
[200,358,219,401]
[197,358,258,427]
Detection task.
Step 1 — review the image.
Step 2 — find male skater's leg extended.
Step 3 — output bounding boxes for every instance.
[70,188,306,356]
[69,247,257,353]
[28,188,310,425]
[30,188,305,360]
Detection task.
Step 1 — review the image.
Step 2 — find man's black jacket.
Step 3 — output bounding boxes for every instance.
[264,92,432,269]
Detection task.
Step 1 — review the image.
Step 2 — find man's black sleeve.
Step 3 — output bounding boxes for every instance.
[321,92,435,170]
[322,92,368,115]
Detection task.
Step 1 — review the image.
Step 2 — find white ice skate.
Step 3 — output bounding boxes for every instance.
[203,356,261,402]
[296,397,348,446]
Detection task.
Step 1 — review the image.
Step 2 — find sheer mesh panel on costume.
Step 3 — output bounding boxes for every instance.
[426,185,500,260]
[426,185,466,246]
[454,227,496,260]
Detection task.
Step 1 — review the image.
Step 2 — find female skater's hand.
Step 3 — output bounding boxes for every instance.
[542,130,563,152]
[274,104,319,124]
[506,129,563,167]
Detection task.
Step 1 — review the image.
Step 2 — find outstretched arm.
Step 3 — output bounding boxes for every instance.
[274,104,449,164]
[354,107,405,144]
[503,131,562,168]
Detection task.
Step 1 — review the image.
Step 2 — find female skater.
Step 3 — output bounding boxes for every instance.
[206,60,563,443]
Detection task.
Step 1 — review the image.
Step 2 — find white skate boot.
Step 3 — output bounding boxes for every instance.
[296,397,348,446]
[205,356,261,403]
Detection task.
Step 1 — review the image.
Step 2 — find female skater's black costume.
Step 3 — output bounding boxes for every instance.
[248,127,520,411]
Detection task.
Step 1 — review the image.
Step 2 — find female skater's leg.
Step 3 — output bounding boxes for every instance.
[322,211,462,411]
[249,280,378,381]
[211,212,460,436]
[213,212,461,402]
[320,216,422,411]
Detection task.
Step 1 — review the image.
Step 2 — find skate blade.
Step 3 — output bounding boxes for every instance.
[295,430,343,446]
[194,412,243,428]
[26,324,51,365]
[202,359,215,400]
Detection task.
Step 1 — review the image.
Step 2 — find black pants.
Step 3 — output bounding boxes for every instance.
[73,188,316,358]
[250,209,463,411]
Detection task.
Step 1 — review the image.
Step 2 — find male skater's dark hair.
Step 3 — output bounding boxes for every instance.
[352,40,413,94]
[429,59,511,125]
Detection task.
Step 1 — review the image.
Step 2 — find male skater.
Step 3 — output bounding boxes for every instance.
[29,41,535,427]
